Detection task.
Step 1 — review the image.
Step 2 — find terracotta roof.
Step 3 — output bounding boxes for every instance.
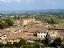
[7,32,25,40]
[22,35,38,40]
[15,32,24,38]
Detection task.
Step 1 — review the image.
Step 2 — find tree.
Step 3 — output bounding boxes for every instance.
[6,42,11,47]
[18,39,26,45]
[0,19,13,29]
[13,42,18,47]
[44,33,52,45]
[46,18,58,24]
[0,42,4,47]
[5,19,13,26]
[0,21,9,29]
[0,24,3,29]
[51,38,61,47]
[14,16,17,19]
[18,38,26,48]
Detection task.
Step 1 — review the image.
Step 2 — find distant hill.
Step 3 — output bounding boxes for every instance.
[0,9,64,16]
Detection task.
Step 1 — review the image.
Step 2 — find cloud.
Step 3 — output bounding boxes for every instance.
[0,0,12,3]
[0,0,34,4]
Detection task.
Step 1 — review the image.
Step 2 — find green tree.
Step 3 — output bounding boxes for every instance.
[0,24,3,29]
[14,16,17,19]
[0,21,9,29]
[13,42,18,47]
[18,38,26,48]
[51,38,61,47]
[5,19,13,26]
[18,39,26,45]
[0,42,4,47]
[46,18,58,24]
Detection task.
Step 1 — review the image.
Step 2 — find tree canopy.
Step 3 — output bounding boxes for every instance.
[0,19,13,29]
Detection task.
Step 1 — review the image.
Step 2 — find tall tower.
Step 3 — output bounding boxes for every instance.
[17,20,20,26]
[31,16,35,22]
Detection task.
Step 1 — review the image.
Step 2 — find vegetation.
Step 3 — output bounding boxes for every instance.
[0,19,13,29]
[42,37,62,47]
[51,38,62,47]
[0,39,40,48]
[0,38,62,48]
[5,19,13,26]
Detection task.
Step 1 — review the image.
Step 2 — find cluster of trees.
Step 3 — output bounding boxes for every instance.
[35,16,64,24]
[42,33,62,47]
[51,38,61,47]
[0,39,26,48]
[42,17,60,24]
[0,37,62,48]
[0,39,40,48]
[0,19,13,29]
[13,15,64,25]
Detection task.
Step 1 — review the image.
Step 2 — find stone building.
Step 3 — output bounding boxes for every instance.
[14,16,35,26]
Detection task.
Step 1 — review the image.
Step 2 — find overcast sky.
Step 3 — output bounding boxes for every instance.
[0,0,64,11]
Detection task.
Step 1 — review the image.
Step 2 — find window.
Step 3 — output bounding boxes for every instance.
[41,35,42,37]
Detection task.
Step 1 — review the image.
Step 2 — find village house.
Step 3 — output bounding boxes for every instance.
[36,32,47,39]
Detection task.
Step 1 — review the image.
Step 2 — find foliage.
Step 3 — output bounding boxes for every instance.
[0,19,13,29]
[0,21,9,29]
[18,38,26,46]
[46,18,58,24]
[5,19,13,26]
[51,38,62,47]
[0,42,4,47]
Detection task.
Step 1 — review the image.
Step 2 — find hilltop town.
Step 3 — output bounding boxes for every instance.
[0,15,64,48]
[0,13,64,48]
[0,0,64,47]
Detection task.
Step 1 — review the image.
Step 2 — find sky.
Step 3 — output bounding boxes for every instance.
[0,0,64,11]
